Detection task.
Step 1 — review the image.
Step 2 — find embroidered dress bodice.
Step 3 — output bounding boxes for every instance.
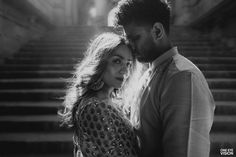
[74,97,139,157]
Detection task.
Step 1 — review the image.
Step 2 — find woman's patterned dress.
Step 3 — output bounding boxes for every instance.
[74,97,139,157]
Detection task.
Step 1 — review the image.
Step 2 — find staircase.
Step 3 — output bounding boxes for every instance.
[0,26,235,157]
[0,26,98,157]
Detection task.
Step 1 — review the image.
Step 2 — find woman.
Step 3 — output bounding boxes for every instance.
[59,32,141,157]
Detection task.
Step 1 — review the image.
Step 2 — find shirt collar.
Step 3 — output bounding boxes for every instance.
[150,46,178,71]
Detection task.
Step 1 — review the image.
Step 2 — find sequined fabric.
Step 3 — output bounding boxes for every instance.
[74,97,139,157]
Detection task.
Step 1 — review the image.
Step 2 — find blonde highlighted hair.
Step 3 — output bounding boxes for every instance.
[59,32,145,128]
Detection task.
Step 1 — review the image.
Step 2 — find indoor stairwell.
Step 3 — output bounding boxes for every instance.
[0,26,235,157]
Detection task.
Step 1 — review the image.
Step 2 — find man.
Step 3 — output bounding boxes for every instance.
[114,0,215,157]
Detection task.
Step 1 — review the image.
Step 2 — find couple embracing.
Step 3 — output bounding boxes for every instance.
[60,0,215,157]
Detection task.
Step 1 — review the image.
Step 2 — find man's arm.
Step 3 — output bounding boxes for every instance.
[160,71,215,157]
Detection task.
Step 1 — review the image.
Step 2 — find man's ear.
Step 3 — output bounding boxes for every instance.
[151,22,164,41]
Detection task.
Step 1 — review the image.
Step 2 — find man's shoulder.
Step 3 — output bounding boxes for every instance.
[155,53,205,83]
[166,53,209,84]
[166,53,204,77]
[173,54,197,71]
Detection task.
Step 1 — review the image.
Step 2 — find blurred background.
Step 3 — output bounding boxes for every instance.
[0,0,236,157]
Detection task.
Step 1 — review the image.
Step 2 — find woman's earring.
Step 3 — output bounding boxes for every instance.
[90,80,104,91]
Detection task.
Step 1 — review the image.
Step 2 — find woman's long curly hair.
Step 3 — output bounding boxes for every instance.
[58,32,144,128]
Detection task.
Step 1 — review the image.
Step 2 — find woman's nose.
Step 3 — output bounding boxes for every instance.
[120,64,129,75]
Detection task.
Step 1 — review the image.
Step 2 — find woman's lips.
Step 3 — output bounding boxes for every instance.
[116,77,124,82]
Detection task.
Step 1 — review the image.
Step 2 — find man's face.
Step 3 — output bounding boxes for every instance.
[124,22,157,63]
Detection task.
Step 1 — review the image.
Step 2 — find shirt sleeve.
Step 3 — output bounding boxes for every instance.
[160,71,215,157]
[78,100,139,157]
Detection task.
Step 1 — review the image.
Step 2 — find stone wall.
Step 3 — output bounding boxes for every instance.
[0,0,50,63]
[172,0,223,25]
[0,0,90,63]
[88,0,117,26]
[28,0,71,26]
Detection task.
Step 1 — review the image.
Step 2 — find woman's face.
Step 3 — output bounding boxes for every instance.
[102,45,133,89]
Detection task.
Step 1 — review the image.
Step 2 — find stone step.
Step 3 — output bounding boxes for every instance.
[0,115,69,132]
[29,40,90,44]
[12,54,81,59]
[5,58,80,65]
[0,133,73,154]
[1,64,236,71]
[0,101,60,115]
[14,52,84,58]
[183,51,236,57]
[39,36,92,40]
[14,51,236,58]
[36,37,210,42]
[0,132,234,155]
[5,154,72,157]
[212,115,236,133]
[174,42,212,46]
[25,43,88,48]
[26,42,212,47]
[203,71,236,78]
[0,89,235,101]
[198,64,236,71]
[210,133,236,156]
[0,101,234,116]
[42,34,94,37]
[20,47,86,52]
[0,70,72,79]
[171,39,213,42]
[17,44,227,53]
[5,56,236,65]
[207,78,236,89]
[29,39,90,43]
[22,41,217,50]
[0,114,234,133]
[1,78,236,89]
[0,132,73,142]
[1,70,236,79]
[20,46,222,52]
[41,34,93,38]
[179,48,223,52]
[213,89,236,101]
[37,33,92,36]
[36,38,211,42]
[0,100,234,115]
[0,155,224,157]
[40,35,93,38]
[0,89,64,101]
[215,101,236,115]
[0,64,73,71]
[188,57,236,64]
[24,45,88,50]
[0,79,67,89]
[18,48,229,55]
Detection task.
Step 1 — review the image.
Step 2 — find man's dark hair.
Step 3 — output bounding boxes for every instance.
[115,0,171,34]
